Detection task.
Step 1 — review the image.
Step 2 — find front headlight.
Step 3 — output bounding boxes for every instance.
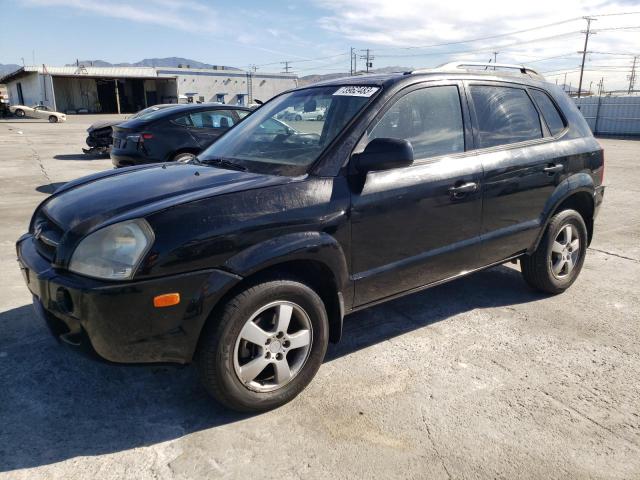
[68,219,154,280]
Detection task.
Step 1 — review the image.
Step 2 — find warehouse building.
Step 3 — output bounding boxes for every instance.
[0,65,297,114]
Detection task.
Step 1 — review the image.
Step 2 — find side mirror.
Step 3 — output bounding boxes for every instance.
[352,138,414,173]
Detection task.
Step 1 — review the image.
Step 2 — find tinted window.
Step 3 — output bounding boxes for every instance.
[190,110,235,129]
[530,90,565,135]
[368,86,464,159]
[172,114,192,127]
[470,86,542,148]
[199,85,375,175]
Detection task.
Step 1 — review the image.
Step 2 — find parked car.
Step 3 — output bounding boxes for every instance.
[279,107,326,121]
[9,104,66,123]
[83,104,177,155]
[17,62,604,412]
[110,104,251,167]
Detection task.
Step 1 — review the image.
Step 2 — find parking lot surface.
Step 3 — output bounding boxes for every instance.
[0,116,638,479]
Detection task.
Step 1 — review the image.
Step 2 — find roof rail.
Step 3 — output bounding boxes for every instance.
[412,62,544,79]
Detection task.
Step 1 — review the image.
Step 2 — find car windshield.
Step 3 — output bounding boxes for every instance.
[198,85,379,175]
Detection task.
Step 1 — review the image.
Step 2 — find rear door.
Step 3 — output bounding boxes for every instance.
[350,82,485,306]
[465,82,568,262]
[187,109,239,148]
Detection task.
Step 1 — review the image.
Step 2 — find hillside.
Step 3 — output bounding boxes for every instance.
[65,57,241,70]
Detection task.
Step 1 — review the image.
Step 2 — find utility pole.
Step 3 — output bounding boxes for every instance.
[577,16,596,98]
[350,47,354,75]
[359,49,374,73]
[493,51,498,70]
[281,61,292,74]
[563,72,567,91]
[628,56,637,94]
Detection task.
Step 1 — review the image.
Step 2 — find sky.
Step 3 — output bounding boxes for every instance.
[0,0,638,91]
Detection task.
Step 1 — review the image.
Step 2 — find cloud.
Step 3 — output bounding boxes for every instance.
[313,0,640,88]
[22,0,217,31]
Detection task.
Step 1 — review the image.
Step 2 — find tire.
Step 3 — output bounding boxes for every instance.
[15,109,25,118]
[198,279,329,412]
[316,114,323,121]
[295,114,302,121]
[48,115,58,123]
[520,209,588,294]
[173,152,196,163]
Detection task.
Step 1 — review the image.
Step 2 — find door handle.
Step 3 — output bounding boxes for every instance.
[543,163,564,174]
[448,181,478,198]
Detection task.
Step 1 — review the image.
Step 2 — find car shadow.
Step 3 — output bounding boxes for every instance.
[0,264,542,472]
[53,153,109,161]
[35,182,67,194]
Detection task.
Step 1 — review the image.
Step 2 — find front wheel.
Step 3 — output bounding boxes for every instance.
[520,209,588,294]
[48,115,58,123]
[198,279,329,412]
[15,109,25,118]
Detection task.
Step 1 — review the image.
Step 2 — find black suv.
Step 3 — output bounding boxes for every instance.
[17,63,604,412]
[110,103,251,167]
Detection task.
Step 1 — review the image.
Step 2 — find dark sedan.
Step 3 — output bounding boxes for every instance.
[110,104,251,167]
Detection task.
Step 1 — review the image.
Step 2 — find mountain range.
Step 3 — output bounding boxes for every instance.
[64,57,241,70]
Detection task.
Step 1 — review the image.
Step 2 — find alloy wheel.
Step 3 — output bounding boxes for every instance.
[550,224,580,279]
[233,301,313,393]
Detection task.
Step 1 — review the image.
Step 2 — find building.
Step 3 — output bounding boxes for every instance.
[0,65,297,113]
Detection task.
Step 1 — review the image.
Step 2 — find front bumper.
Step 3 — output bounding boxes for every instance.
[17,235,241,364]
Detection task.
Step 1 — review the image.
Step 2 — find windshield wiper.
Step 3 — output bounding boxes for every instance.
[199,157,247,171]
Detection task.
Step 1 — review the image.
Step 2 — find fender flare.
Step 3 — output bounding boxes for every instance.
[223,231,351,342]
[530,172,596,252]
[224,231,350,290]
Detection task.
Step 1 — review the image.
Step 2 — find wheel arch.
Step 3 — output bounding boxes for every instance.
[530,173,596,252]
[192,232,350,361]
[167,147,200,162]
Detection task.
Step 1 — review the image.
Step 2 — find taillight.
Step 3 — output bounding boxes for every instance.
[141,133,153,140]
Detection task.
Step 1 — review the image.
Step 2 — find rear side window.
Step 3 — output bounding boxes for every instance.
[190,110,235,129]
[470,86,542,148]
[368,85,464,159]
[530,90,566,135]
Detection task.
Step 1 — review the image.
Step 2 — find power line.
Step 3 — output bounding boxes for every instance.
[374,17,582,53]
[375,30,583,58]
[281,61,293,74]
[359,49,374,73]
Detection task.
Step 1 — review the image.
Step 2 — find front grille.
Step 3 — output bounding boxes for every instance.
[32,211,63,262]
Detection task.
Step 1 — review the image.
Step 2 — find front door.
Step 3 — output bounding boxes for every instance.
[350,83,484,306]
[187,109,238,149]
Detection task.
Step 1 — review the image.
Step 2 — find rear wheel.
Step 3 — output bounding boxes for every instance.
[520,209,588,294]
[198,279,329,412]
[15,109,25,118]
[48,115,58,123]
[295,114,302,121]
[173,152,196,163]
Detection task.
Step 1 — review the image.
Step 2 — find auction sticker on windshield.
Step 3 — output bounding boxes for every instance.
[333,86,379,97]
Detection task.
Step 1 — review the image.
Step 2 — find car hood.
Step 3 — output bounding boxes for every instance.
[87,119,122,132]
[41,163,295,236]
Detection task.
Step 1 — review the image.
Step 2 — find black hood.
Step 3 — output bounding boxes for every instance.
[40,163,294,236]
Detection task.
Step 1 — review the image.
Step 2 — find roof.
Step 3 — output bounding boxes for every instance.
[0,64,297,83]
[305,66,550,90]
